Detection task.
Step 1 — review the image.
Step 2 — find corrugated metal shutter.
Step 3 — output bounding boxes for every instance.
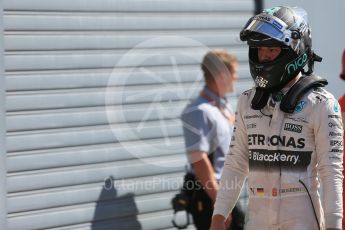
[0,1,8,229]
[3,0,254,229]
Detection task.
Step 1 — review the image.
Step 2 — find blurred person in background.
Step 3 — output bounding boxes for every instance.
[340,49,345,230]
[180,50,247,230]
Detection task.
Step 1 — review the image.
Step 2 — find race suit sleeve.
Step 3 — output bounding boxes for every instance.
[213,93,249,217]
[313,96,343,229]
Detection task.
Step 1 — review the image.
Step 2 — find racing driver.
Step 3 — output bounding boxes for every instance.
[210,6,343,230]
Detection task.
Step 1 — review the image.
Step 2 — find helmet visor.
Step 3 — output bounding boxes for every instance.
[243,16,291,46]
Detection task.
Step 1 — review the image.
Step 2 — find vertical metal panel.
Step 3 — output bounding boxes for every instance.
[0,0,8,228]
[3,0,254,229]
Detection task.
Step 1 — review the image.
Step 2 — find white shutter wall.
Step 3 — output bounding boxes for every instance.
[3,1,254,229]
[0,1,8,229]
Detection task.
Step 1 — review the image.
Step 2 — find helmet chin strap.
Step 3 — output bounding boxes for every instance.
[251,74,328,113]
